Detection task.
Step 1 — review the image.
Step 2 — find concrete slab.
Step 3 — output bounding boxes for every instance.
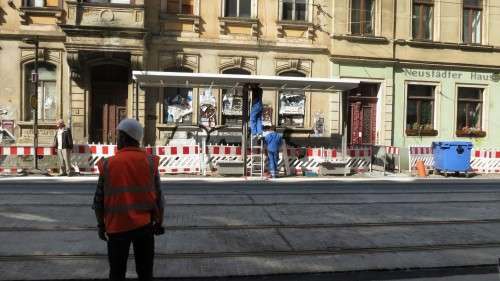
[3,192,500,206]
[1,247,500,280]
[2,223,500,256]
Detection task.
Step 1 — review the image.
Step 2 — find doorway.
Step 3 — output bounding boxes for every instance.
[347,83,379,145]
[90,64,129,144]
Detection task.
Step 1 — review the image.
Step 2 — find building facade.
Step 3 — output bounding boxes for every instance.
[1,0,500,148]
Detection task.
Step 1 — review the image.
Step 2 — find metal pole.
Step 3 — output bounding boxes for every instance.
[33,39,39,171]
[135,81,139,121]
[242,84,249,177]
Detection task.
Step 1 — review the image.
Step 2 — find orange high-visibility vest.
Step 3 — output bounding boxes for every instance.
[98,147,160,234]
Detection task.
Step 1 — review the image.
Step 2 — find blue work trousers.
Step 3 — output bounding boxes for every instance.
[250,112,263,135]
[267,151,279,177]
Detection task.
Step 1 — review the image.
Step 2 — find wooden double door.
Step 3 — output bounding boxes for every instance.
[90,65,129,144]
[348,83,379,145]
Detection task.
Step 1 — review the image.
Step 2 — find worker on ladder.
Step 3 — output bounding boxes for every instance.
[263,125,282,178]
[249,85,263,137]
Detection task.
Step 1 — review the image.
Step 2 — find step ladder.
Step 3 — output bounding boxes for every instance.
[249,136,264,178]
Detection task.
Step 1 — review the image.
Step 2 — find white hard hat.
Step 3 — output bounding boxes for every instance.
[117,118,143,143]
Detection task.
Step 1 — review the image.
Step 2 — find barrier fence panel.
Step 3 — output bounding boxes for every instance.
[409,146,434,174]
[372,146,401,173]
[152,146,200,174]
[471,150,500,174]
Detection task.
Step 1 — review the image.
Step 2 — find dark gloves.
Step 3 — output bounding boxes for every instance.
[153,223,165,236]
[98,225,108,241]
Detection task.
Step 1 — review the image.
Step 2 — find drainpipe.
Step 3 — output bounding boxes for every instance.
[391,0,398,147]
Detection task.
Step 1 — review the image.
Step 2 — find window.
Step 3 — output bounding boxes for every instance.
[222,68,250,126]
[351,0,375,35]
[406,84,435,131]
[282,0,308,21]
[457,87,483,132]
[23,0,60,7]
[162,0,194,15]
[83,0,131,4]
[25,63,58,121]
[163,67,193,124]
[463,0,482,44]
[412,0,433,40]
[278,71,306,127]
[224,0,251,17]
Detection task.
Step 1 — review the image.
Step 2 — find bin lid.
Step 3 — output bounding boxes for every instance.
[432,141,473,147]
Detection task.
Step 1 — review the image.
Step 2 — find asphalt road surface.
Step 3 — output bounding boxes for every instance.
[0,177,500,281]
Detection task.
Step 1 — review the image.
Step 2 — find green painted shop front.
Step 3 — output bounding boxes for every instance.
[332,62,394,146]
[394,65,500,149]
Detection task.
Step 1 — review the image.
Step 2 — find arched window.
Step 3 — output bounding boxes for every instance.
[278,71,306,127]
[25,62,58,121]
[221,68,251,126]
[163,67,193,124]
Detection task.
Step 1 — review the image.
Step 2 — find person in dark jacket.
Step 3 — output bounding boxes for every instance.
[263,125,282,178]
[53,119,74,176]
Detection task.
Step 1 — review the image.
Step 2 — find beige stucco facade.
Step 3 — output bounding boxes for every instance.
[1,0,500,148]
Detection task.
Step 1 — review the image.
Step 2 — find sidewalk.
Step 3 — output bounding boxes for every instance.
[1,172,500,183]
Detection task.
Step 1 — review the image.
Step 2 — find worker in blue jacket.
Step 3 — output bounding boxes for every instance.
[263,125,282,178]
[250,85,263,136]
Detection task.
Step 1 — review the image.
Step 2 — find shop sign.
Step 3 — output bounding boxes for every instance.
[403,68,496,82]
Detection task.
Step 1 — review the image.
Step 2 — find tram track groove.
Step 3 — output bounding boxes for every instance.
[2,199,500,207]
[2,190,500,196]
[2,218,500,232]
[1,242,500,261]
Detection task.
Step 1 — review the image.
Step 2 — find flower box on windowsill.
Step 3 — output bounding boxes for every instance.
[406,128,438,137]
[456,129,486,138]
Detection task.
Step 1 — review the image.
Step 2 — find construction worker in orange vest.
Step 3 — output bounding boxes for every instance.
[92,119,165,281]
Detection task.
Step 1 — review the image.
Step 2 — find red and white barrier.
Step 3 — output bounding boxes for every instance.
[471,150,500,173]
[0,146,56,174]
[409,146,434,173]
[153,145,200,174]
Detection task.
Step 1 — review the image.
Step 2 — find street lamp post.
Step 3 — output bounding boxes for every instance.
[22,36,40,172]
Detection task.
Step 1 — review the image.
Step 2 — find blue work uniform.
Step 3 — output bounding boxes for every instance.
[250,92,263,135]
[264,131,282,177]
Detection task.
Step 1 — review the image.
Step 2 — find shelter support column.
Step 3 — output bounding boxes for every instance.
[329,91,342,135]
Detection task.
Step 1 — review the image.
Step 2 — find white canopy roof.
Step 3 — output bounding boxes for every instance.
[132,71,359,92]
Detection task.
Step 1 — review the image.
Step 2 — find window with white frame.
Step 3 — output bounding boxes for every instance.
[281,0,308,21]
[457,87,483,132]
[224,0,251,17]
[161,0,194,15]
[412,0,434,40]
[463,0,482,44]
[351,0,375,35]
[25,63,58,121]
[406,84,435,132]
